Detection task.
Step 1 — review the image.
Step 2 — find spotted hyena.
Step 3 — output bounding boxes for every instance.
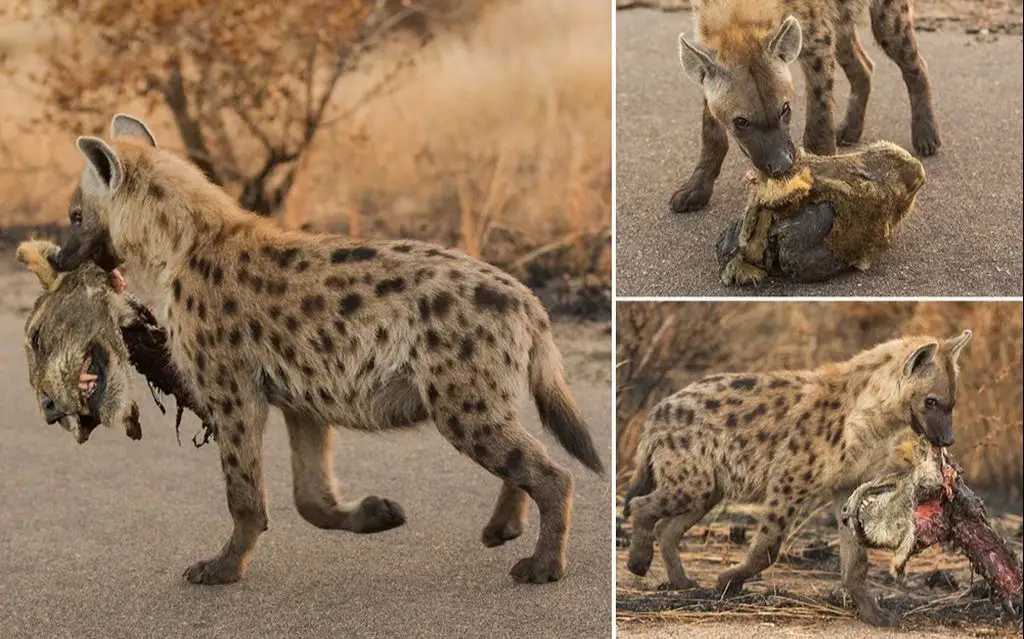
[671,0,940,212]
[47,114,604,586]
[623,330,971,625]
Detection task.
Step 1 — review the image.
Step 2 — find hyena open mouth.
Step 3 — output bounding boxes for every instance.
[73,343,109,439]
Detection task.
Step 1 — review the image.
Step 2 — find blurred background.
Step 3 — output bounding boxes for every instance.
[0,0,610,306]
[616,301,1024,505]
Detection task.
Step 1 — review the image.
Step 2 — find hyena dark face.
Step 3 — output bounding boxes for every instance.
[899,330,973,448]
[678,17,802,178]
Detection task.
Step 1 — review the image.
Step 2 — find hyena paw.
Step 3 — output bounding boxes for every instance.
[510,553,565,584]
[659,576,699,591]
[481,520,524,548]
[856,600,899,627]
[669,179,714,213]
[715,572,746,596]
[912,119,941,157]
[721,257,766,286]
[836,119,864,147]
[183,555,244,585]
[625,548,654,577]
[352,496,406,533]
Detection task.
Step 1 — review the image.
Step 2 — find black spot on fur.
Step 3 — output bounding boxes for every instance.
[473,443,488,459]
[172,278,181,301]
[427,384,439,404]
[744,404,767,423]
[285,316,300,332]
[229,328,242,346]
[375,278,406,296]
[222,399,234,415]
[459,337,475,360]
[392,244,413,253]
[331,246,377,263]
[726,413,738,428]
[448,416,464,439]
[426,329,442,349]
[148,183,165,199]
[249,320,262,343]
[223,298,237,315]
[473,284,515,313]
[301,295,326,314]
[226,453,239,468]
[376,326,389,343]
[704,399,720,411]
[325,275,347,289]
[769,379,792,389]
[499,448,524,476]
[277,248,299,268]
[195,352,206,372]
[338,294,362,315]
[730,378,757,391]
[432,292,454,318]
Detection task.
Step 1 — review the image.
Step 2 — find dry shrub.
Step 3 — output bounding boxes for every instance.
[295,0,611,280]
[617,301,1023,500]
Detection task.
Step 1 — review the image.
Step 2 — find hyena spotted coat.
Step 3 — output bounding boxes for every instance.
[670,0,941,213]
[49,114,604,586]
[623,330,971,622]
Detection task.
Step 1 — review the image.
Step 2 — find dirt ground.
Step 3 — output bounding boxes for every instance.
[615,502,1023,637]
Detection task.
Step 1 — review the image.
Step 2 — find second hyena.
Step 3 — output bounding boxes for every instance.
[623,330,971,624]
[48,114,604,586]
[670,0,941,213]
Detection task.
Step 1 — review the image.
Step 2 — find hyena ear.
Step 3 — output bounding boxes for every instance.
[766,16,802,64]
[902,341,938,377]
[15,240,62,291]
[110,113,157,147]
[76,136,124,194]
[678,33,721,85]
[945,329,972,363]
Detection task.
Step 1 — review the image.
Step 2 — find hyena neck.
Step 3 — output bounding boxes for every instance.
[821,342,914,485]
[110,160,259,295]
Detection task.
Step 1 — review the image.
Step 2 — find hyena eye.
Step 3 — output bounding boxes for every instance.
[779,102,791,122]
[70,209,83,226]
[924,397,938,408]
[733,117,750,129]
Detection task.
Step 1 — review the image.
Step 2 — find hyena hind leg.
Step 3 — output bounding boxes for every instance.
[284,410,406,534]
[657,501,720,590]
[715,493,797,594]
[869,0,941,156]
[482,481,529,547]
[798,27,839,155]
[431,397,573,584]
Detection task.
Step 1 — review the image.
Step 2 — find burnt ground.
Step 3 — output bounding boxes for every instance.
[615,499,1023,636]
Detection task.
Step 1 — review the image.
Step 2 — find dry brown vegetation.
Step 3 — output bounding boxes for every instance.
[0,0,610,281]
[616,301,1024,501]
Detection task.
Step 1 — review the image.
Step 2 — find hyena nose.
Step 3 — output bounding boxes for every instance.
[42,396,66,425]
[765,154,793,178]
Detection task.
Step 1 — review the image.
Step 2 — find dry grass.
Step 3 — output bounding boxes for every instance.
[0,0,611,280]
[616,301,1024,500]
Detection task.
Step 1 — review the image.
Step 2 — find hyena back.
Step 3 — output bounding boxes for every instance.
[50,114,603,586]
[671,0,940,213]
[623,330,971,605]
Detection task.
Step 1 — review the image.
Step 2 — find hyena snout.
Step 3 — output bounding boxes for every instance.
[739,129,796,178]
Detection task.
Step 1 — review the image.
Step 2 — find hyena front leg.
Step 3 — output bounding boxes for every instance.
[284,410,406,533]
[835,25,874,146]
[184,395,270,585]
[870,0,941,156]
[798,29,838,156]
[840,520,898,627]
[669,99,729,213]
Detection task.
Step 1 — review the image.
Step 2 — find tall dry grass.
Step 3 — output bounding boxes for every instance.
[1,0,611,280]
[616,301,1024,500]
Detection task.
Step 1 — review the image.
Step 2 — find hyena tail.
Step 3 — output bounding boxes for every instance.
[529,330,604,474]
[622,445,654,518]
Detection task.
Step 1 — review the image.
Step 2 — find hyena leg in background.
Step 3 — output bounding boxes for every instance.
[669,99,729,213]
[869,0,941,156]
[482,481,530,547]
[798,25,839,155]
[840,519,898,626]
[284,410,406,533]
[835,20,874,146]
[184,397,270,584]
[715,481,799,594]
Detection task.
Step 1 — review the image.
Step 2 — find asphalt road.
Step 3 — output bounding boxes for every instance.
[0,274,613,639]
[616,10,1024,297]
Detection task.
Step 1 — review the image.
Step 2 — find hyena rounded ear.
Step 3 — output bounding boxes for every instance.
[767,16,802,64]
[110,113,157,147]
[902,341,938,377]
[15,240,61,291]
[678,33,721,85]
[77,136,124,193]
[945,329,972,363]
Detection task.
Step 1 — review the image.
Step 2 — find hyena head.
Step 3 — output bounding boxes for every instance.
[678,16,802,178]
[898,330,973,448]
[49,114,158,274]
[17,240,141,444]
